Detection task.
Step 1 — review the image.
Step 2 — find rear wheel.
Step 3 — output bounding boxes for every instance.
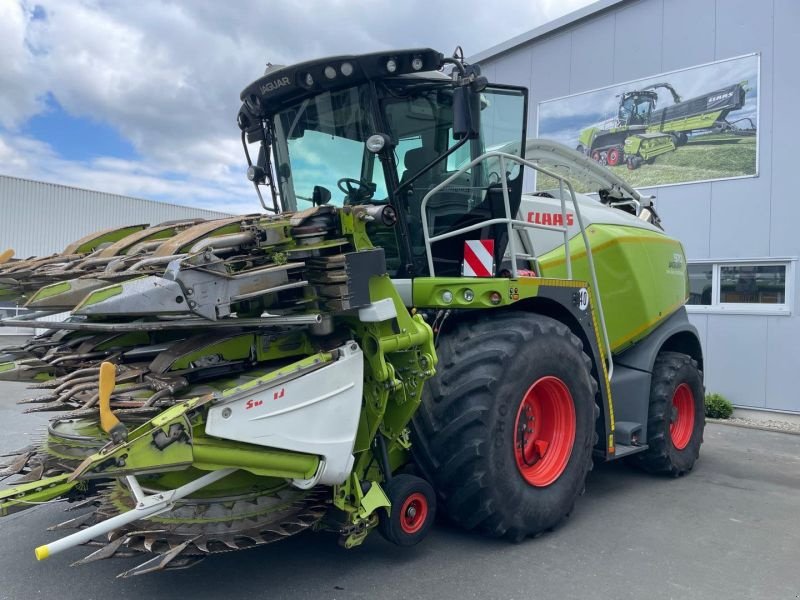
[636,351,705,476]
[411,312,598,541]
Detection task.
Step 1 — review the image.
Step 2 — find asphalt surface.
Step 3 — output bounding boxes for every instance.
[0,379,798,600]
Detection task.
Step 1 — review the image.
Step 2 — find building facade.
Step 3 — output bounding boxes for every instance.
[0,175,232,336]
[0,175,231,258]
[472,0,799,413]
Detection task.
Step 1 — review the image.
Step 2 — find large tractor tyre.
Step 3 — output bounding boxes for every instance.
[635,351,705,476]
[411,312,598,541]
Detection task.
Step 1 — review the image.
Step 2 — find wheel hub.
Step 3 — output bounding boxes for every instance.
[669,383,695,450]
[400,493,427,534]
[513,376,576,487]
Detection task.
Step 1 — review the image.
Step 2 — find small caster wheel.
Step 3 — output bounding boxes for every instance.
[378,474,436,546]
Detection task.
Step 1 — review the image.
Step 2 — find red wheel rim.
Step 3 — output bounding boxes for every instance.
[399,492,428,534]
[670,383,695,450]
[513,376,576,487]
[607,148,620,166]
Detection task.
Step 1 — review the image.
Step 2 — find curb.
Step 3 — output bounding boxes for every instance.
[706,418,800,436]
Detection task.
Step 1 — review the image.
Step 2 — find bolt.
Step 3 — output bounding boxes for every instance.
[221,407,232,419]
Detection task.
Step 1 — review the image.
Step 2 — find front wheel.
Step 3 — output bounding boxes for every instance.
[636,351,705,476]
[411,312,598,541]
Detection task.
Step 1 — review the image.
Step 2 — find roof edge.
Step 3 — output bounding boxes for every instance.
[468,0,628,64]
[0,173,232,217]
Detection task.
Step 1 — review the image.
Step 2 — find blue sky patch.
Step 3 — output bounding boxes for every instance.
[21,95,138,162]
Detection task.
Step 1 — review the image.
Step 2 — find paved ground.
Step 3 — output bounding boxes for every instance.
[0,379,798,600]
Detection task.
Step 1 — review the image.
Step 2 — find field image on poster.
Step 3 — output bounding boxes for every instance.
[536,54,759,190]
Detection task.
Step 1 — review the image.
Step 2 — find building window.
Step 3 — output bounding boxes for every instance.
[686,259,795,315]
[687,263,713,306]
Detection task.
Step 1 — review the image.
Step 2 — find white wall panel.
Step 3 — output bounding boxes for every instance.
[768,0,800,257]
[662,0,716,71]
[708,176,771,258]
[569,13,616,92]
[612,0,664,80]
[765,314,800,412]
[705,314,767,408]
[656,184,712,259]
[0,176,231,258]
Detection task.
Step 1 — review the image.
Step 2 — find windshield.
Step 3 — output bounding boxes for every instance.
[619,96,653,125]
[272,85,387,210]
[381,82,526,275]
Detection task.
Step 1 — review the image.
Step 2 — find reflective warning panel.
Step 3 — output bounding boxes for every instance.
[462,240,495,277]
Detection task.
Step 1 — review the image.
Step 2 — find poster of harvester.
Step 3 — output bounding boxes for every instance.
[536,53,759,189]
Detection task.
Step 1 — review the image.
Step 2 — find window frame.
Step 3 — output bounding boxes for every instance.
[686,257,796,316]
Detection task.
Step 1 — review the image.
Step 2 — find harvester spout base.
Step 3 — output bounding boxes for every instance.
[34,468,236,561]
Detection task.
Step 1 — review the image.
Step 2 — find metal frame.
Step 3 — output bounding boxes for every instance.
[35,469,237,560]
[686,257,796,316]
[0,312,322,331]
[419,150,613,378]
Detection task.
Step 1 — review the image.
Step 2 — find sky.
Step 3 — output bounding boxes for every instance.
[0,0,594,215]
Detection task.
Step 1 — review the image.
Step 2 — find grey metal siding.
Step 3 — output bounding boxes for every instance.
[476,0,798,413]
[0,175,232,257]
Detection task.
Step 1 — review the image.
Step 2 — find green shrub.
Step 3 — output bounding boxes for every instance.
[705,392,734,419]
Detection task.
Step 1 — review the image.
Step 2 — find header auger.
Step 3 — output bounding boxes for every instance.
[0,47,705,577]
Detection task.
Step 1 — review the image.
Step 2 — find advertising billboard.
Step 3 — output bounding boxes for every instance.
[536,54,759,190]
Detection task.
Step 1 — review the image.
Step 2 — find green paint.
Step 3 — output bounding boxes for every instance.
[624,134,676,160]
[193,437,319,479]
[74,225,148,254]
[26,281,71,303]
[0,362,12,373]
[412,277,542,308]
[538,224,688,352]
[0,475,76,517]
[74,284,123,310]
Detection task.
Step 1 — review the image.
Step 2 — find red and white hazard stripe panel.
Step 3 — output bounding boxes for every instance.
[462,240,495,277]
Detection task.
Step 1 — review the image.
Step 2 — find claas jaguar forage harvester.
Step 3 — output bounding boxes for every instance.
[0,48,705,577]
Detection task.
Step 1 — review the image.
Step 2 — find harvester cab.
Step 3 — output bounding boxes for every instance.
[0,47,705,577]
[238,48,529,278]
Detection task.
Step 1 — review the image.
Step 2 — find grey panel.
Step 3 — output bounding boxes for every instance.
[569,13,616,92]
[705,314,767,408]
[687,312,709,361]
[765,314,800,412]
[529,32,573,105]
[769,0,800,256]
[656,183,711,258]
[528,33,574,192]
[492,52,532,90]
[715,0,774,59]
[662,0,716,71]
[0,176,230,257]
[612,0,664,80]
[709,176,770,257]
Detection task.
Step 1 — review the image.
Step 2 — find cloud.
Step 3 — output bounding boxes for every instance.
[0,130,259,214]
[1,0,593,211]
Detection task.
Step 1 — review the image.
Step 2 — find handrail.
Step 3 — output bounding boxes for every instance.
[419,150,613,379]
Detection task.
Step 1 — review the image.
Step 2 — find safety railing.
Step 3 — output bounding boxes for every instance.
[419,151,613,379]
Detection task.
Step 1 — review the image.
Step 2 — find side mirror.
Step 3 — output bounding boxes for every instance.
[247,145,269,184]
[312,185,332,206]
[452,80,485,140]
